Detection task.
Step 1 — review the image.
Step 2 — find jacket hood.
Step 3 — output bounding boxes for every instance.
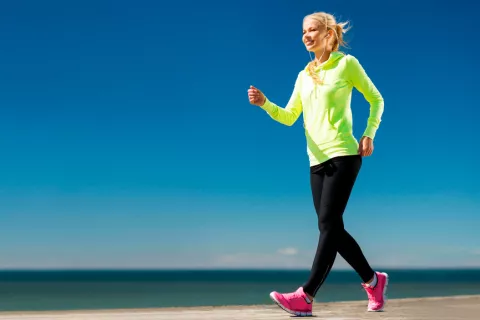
[305,51,345,74]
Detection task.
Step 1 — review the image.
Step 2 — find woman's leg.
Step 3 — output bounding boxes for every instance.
[338,229,375,283]
[302,155,372,297]
[270,155,388,315]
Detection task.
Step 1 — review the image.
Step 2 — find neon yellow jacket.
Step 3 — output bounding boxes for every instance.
[260,51,384,166]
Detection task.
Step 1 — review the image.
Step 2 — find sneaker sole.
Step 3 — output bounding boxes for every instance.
[368,272,389,312]
[269,292,312,317]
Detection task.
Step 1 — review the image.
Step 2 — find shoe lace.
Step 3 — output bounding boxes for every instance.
[363,284,375,301]
[284,291,302,300]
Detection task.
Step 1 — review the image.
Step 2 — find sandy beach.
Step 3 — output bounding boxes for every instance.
[0,295,478,319]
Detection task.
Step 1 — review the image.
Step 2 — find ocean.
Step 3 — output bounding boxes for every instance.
[0,269,479,312]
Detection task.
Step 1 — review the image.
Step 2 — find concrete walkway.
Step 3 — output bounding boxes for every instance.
[0,295,478,319]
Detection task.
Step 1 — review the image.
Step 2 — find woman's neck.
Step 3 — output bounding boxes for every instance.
[315,49,331,64]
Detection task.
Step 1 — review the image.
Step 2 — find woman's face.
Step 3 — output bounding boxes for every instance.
[302,18,330,53]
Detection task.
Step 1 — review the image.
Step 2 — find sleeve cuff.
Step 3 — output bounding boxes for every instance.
[259,97,276,114]
[362,126,377,140]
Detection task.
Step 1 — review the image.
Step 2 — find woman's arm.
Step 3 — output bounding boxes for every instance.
[259,74,303,127]
[347,55,384,139]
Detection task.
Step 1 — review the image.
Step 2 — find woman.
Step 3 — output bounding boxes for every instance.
[248,12,387,317]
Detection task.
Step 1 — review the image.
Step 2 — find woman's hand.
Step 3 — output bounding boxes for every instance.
[358,136,374,157]
[248,85,266,107]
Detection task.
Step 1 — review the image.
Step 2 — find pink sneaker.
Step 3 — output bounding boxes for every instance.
[269,287,312,317]
[362,272,389,312]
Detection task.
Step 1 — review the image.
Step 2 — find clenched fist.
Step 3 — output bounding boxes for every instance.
[358,136,374,157]
[248,85,266,107]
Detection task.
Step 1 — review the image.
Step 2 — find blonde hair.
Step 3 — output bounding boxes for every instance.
[304,12,351,84]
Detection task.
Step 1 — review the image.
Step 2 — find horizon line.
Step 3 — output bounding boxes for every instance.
[0,266,479,272]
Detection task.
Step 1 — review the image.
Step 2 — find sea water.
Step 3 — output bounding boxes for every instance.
[0,269,479,311]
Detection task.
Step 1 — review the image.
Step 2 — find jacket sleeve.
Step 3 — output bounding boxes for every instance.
[259,73,303,127]
[347,55,384,139]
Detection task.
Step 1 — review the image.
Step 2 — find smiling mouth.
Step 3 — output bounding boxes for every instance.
[305,40,314,46]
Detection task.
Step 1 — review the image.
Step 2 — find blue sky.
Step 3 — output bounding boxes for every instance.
[0,0,478,270]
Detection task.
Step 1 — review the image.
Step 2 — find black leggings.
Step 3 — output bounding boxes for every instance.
[302,155,375,297]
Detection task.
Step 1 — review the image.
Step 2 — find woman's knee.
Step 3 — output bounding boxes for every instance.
[318,216,344,233]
